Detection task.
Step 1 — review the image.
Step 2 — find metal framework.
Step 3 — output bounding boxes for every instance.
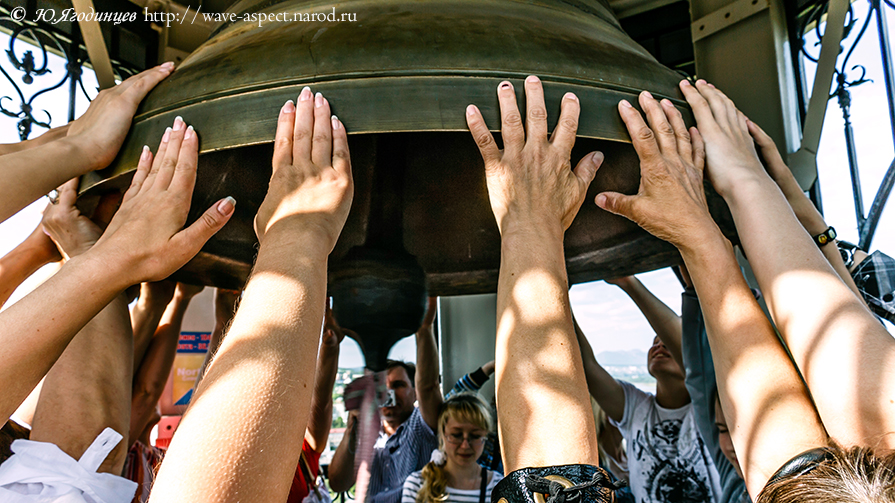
[0,2,149,140]
[797,0,895,250]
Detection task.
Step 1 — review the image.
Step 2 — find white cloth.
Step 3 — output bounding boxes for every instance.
[0,427,137,503]
[610,381,721,503]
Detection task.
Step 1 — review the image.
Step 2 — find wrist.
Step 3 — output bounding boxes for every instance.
[57,136,104,173]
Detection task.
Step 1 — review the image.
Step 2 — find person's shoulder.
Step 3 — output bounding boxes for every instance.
[403,469,424,490]
[487,469,504,488]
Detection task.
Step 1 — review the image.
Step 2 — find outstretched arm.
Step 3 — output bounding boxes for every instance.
[595,90,827,496]
[0,123,68,157]
[0,218,61,308]
[680,80,895,450]
[416,297,443,430]
[305,303,344,453]
[607,276,683,371]
[150,89,353,502]
[746,120,861,298]
[466,76,602,472]
[572,317,626,422]
[0,117,233,425]
[0,64,173,222]
[129,283,204,445]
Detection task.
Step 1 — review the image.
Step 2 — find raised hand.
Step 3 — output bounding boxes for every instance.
[678,80,767,198]
[322,301,350,347]
[465,76,603,235]
[41,178,120,259]
[67,63,175,170]
[254,87,353,250]
[596,92,717,251]
[90,116,235,286]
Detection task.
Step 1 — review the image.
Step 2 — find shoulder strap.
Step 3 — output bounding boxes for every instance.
[479,467,488,503]
[298,450,322,497]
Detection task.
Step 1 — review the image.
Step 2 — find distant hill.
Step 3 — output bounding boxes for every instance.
[597,349,648,366]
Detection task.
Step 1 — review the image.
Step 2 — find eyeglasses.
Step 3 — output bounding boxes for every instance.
[444,433,486,446]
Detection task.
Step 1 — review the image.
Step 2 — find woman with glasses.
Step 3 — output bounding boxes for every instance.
[401,394,503,503]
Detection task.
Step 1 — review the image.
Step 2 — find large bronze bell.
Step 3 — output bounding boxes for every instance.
[79,0,733,369]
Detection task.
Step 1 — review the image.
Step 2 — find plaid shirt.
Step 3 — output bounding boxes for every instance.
[367,407,437,503]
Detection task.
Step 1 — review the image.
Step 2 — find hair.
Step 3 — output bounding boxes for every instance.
[0,420,30,464]
[757,443,895,503]
[416,393,493,503]
[386,360,416,387]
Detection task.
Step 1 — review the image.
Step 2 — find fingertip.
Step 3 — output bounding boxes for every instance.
[595,193,609,208]
[619,99,633,110]
[591,151,605,167]
[184,125,195,140]
[466,104,478,117]
[563,92,579,102]
[498,81,513,92]
[525,75,540,84]
[217,196,236,217]
[331,115,341,130]
[283,100,295,114]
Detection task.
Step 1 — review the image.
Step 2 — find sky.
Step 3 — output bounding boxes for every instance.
[0,19,892,371]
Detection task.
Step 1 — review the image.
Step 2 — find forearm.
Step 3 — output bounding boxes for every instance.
[306,342,339,453]
[725,178,895,447]
[680,234,827,495]
[0,252,127,422]
[0,241,57,307]
[328,422,358,492]
[573,317,625,422]
[130,296,170,368]
[0,138,95,222]
[618,278,683,369]
[129,300,188,443]
[415,310,442,427]
[150,235,330,503]
[787,196,862,298]
[496,229,598,471]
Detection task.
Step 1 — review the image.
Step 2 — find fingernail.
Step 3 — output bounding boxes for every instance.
[595,194,608,208]
[315,92,324,108]
[299,87,312,101]
[620,100,633,108]
[162,127,171,143]
[283,100,295,113]
[467,104,477,116]
[642,91,653,99]
[140,145,150,161]
[160,61,174,71]
[217,196,236,216]
[661,99,672,107]
[499,81,512,90]
[526,75,540,83]
[564,92,578,102]
[592,151,605,164]
[681,79,692,87]
[708,83,716,89]
[184,125,194,140]
[331,115,340,130]
[173,116,184,131]
[696,79,706,86]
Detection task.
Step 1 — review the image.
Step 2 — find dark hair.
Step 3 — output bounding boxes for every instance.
[757,443,895,502]
[0,420,30,464]
[386,360,416,386]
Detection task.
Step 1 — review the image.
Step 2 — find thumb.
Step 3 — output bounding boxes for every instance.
[595,191,638,220]
[573,151,604,186]
[172,197,236,257]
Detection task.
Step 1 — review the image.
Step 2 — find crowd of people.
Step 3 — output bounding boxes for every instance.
[0,60,893,503]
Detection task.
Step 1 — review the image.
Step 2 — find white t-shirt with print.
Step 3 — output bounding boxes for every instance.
[610,381,721,503]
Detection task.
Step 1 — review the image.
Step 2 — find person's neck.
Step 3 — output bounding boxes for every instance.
[382,414,409,436]
[445,460,482,489]
[655,376,690,409]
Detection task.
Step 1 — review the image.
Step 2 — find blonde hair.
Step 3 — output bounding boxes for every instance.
[416,394,492,503]
[757,444,895,503]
